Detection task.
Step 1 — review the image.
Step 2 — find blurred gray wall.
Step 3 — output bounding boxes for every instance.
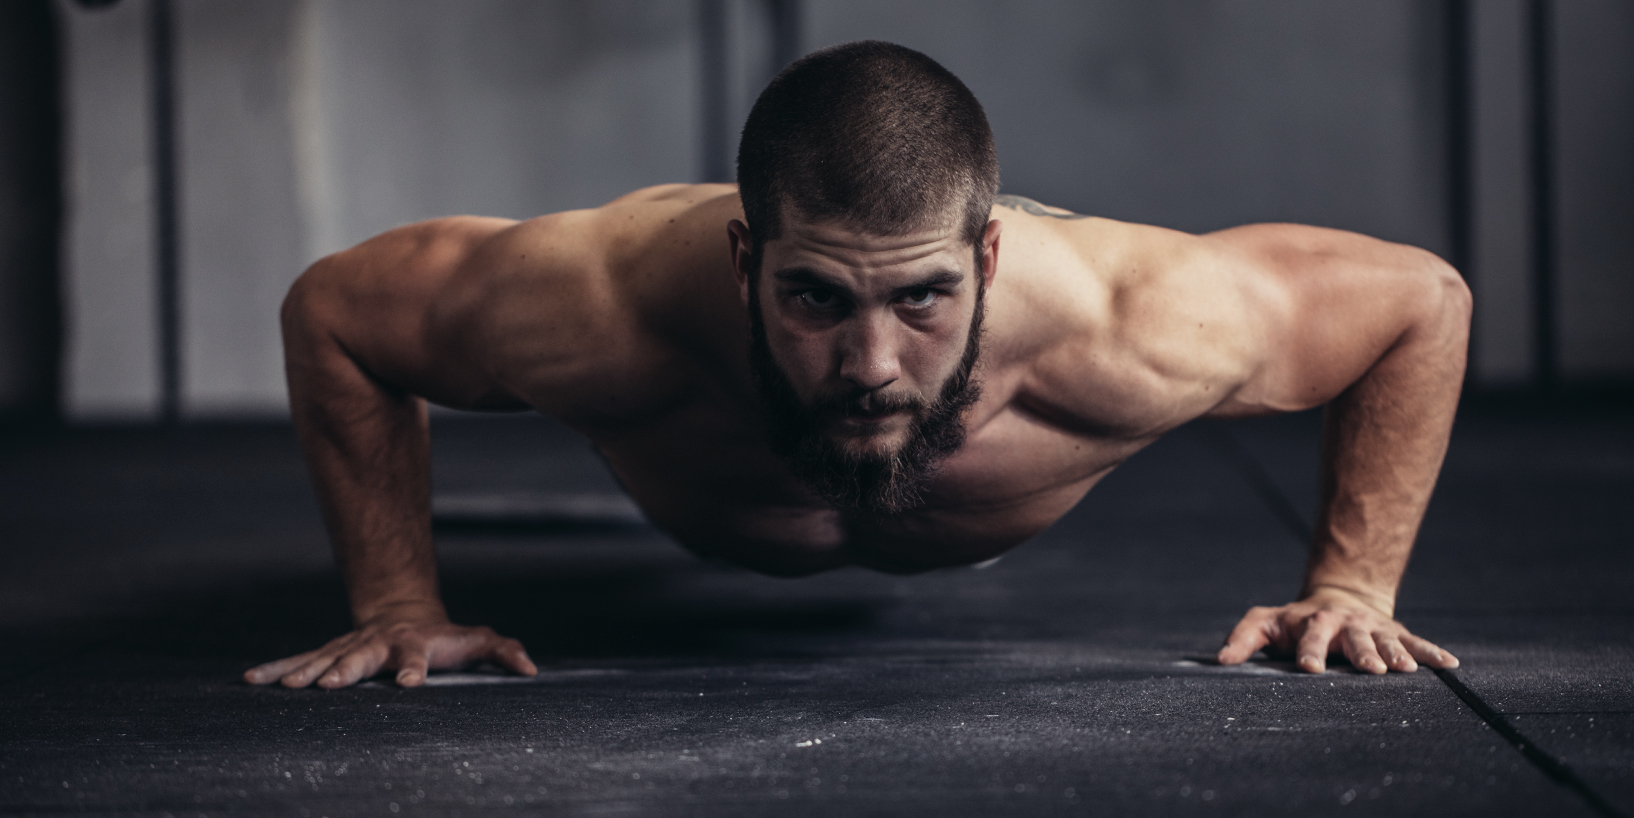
[811,1,1453,247]
[1555,0,1634,381]
[58,0,698,419]
[51,0,1634,420]
[59,0,158,419]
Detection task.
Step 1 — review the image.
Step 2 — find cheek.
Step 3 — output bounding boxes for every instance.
[900,313,970,378]
[765,317,836,382]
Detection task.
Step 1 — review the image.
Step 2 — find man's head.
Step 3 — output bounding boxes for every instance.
[729,41,1002,515]
[736,40,1000,260]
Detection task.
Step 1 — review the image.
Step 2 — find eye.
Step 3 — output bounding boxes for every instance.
[901,289,939,308]
[798,289,840,310]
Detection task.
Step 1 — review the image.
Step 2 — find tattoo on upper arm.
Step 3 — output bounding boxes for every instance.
[995,194,1091,220]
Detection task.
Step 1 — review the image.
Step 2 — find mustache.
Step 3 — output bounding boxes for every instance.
[807,388,926,419]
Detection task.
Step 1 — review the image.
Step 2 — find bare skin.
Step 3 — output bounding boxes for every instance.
[246,184,1469,689]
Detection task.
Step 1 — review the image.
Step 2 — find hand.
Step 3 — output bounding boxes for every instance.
[1216,586,1458,674]
[243,601,537,688]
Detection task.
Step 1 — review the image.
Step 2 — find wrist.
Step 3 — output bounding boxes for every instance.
[353,597,448,627]
[1300,581,1396,618]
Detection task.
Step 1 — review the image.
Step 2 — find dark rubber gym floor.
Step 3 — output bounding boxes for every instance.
[2,396,1630,816]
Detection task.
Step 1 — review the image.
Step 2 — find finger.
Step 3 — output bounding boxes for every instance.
[260,631,363,686]
[1341,626,1388,674]
[1217,608,1274,665]
[1402,634,1459,669]
[318,642,388,689]
[281,651,344,689]
[244,649,322,685]
[1295,612,1340,673]
[395,648,430,688]
[490,637,537,677]
[1376,635,1418,672]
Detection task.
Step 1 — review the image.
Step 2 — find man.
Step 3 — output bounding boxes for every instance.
[246,41,1468,690]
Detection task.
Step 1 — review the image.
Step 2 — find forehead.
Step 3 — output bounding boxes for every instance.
[769,214,972,275]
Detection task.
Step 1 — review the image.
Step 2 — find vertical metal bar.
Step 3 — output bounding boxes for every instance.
[0,0,64,423]
[767,0,801,77]
[1527,0,1556,390]
[150,0,181,422]
[697,0,730,184]
[1445,0,1473,280]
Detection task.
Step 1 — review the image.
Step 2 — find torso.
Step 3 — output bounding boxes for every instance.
[441,185,1265,576]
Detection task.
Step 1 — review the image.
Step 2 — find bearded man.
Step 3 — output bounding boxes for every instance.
[247,41,1469,690]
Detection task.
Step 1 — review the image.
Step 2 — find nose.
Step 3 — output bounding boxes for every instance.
[837,311,901,391]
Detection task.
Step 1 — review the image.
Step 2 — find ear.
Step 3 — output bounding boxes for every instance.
[979,219,1002,289]
[727,219,754,307]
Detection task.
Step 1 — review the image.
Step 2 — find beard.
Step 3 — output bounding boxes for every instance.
[747,280,985,516]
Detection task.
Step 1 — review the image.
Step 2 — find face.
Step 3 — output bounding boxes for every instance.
[730,213,1002,515]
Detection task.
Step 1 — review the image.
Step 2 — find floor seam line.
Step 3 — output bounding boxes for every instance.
[1434,668,1627,818]
[1203,422,1627,817]
[1190,423,1313,548]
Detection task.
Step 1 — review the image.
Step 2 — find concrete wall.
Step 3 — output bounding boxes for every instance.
[1469,0,1634,385]
[808,0,1453,251]
[59,0,159,420]
[293,0,699,259]
[1469,0,1533,385]
[1555,0,1634,381]
[176,0,306,416]
[59,0,699,419]
[52,1,1634,421]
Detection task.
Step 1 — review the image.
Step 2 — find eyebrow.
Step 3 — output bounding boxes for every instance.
[771,267,966,296]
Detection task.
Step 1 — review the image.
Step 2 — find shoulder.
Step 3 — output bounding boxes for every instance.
[293,216,517,306]
[435,186,746,426]
[1206,223,1459,294]
[1205,223,1468,328]
[999,217,1467,435]
[999,218,1268,437]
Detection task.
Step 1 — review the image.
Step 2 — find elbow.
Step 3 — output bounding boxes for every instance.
[1436,259,1473,337]
[281,254,343,341]
[1417,254,1472,340]
[1405,257,1472,378]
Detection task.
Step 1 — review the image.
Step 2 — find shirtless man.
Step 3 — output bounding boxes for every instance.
[245,41,1468,690]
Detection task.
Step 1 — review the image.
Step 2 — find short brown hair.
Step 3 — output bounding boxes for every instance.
[736,41,1000,262]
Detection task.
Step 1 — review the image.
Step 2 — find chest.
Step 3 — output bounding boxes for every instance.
[585,392,1137,574]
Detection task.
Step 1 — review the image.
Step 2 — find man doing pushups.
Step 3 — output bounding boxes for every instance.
[247,41,1468,689]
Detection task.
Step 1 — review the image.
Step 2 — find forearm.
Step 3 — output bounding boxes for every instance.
[297,388,441,624]
[1303,278,1471,616]
[283,288,444,626]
